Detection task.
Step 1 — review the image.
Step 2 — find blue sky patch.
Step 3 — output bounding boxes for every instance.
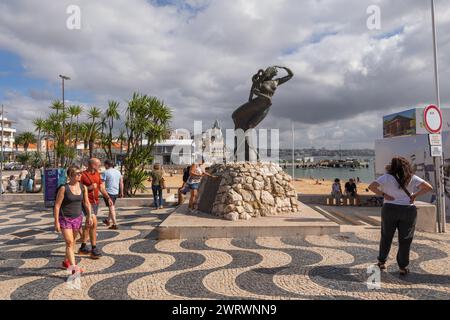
[0,49,93,104]
[374,26,405,40]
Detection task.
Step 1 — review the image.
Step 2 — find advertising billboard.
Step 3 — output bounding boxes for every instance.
[383,108,450,138]
[383,109,416,138]
[43,168,67,207]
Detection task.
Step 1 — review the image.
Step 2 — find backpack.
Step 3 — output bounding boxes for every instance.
[183,166,191,183]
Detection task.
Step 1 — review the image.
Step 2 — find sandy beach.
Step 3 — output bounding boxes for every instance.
[157,173,373,195]
[292,178,373,195]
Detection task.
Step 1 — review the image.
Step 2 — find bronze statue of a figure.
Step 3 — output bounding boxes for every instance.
[232,66,294,161]
[233,66,294,132]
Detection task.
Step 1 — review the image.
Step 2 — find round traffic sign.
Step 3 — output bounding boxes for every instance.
[424,105,442,134]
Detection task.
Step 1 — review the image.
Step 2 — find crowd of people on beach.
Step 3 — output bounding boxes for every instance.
[51,155,433,277]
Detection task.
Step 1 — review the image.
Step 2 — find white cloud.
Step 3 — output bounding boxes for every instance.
[0,0,449,149]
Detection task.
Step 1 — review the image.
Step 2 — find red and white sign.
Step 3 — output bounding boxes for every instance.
[424,105,443,134]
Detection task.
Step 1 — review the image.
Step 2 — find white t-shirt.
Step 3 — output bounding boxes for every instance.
[375,174,426,206]
[19,169,28,180]
[102,168,122,195]
[331,183,341,194]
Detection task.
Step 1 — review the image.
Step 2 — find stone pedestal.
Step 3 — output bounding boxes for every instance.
[197,162,301,221]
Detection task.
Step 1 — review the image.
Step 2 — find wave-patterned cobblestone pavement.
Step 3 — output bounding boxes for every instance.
[0,202,449,300]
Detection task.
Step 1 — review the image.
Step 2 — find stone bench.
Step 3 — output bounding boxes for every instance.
[324,195,382,207]
[326,196,360,206]
[415,201,437,233]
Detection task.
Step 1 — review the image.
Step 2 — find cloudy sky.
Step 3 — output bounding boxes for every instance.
[0,0,449,149]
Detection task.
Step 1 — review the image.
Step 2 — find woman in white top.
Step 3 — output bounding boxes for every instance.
[368,157,433,276]
[187,160,217,213]
[331,178,343,205]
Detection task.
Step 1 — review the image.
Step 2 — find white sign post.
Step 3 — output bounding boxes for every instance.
[430,0,446,233]
[424,104,445,232]
[429,133,443,157]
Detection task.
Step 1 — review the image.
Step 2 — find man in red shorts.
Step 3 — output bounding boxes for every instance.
[78,158,113,259]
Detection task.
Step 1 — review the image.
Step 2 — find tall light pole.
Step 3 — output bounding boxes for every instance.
[430,0,446,233]
[291,122,295,179]
[1,104,4,198]
[59,74,70,167]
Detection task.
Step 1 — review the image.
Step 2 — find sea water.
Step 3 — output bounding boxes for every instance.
[283,157,375,183]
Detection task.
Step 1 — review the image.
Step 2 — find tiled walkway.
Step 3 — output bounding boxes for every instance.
[0,202,449,300]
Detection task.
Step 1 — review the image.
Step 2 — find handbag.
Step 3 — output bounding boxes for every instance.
[392,175,413,200]
[160,177,166,189]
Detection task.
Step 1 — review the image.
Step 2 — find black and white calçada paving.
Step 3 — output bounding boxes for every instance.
[0,201,449,300]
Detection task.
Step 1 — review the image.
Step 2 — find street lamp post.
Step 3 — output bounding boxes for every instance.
[430,0,446,233]
[0,104,4,198]
[291,122,295,180]
[59,75,70,167]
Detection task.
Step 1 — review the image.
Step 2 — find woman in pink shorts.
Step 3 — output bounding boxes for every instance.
[54,166,92,272]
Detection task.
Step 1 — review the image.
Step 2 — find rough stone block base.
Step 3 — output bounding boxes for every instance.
[197,162,301,221]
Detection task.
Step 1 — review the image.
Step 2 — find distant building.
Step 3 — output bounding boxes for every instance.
[170,129,191,141]
[16,143,38,153]
[152,129,194,165]
[194,120,227,164]
[0,113,16,160]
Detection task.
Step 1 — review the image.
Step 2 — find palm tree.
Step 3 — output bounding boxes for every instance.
[87,107,102,159]
[13,135,23,160]
[72,105,83,149]
[47,112,63,166]
[123,93,172,195]
[101,101,121,160]
[118,129,126,154]
[16,132,37,153]
[78,123,90,152]
[106,101,120,125]
[33,118,45,154]
[42,119,53,164]
[67,105,83,149]
[117,128,126,173]
[50,100,64,115]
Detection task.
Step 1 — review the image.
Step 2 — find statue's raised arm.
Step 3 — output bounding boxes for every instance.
[274,66,294,86]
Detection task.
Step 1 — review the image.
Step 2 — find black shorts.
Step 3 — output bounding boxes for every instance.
[104,194,118,207]
[82,203,99,216]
